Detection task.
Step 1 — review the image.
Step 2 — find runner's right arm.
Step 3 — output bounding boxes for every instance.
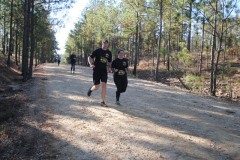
[111,60,119,73]
[88,56,95,68]
[88,50,97,68]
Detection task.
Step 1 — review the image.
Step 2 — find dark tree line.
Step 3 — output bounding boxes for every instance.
[0,0,75,81]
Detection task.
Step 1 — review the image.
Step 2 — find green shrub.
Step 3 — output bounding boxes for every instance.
[183,74,204,91]
[219,63,238,78]
[176,43,197,68]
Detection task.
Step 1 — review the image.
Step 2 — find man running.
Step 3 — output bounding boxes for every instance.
[87,39,112,107]
[70,52,76,74]
[111,50,128,105]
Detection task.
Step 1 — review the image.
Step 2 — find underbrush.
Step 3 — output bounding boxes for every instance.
[183,74,204,91]
[0,54,22,86]
[132,58,240,101]
[0,55,32,159]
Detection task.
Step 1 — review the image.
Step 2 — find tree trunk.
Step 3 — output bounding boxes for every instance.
[22,0,31,82]
[7,0,14,66]
[80,38,83,65]
[223,22,227,63]
[199,15,205,75]
[15,20,19,65]
[35,43,38,67]
[152,43,155,67]
[155,0,163,81]
[18,45,21,64]
[151,42,155,78]
[84,39,88,66]
[177,30,180,52]
[213,14,225,95]
[3,4,6,55]
[130,35,134,66]
[210,1,217,96]
[187,1,192,51]
[167,0,173,71]
[181,0,185,42]
[28,0,35,79]
[6,32,9,52]
[133,11,139,76]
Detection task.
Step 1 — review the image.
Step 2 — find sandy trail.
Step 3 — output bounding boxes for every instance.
[25,63,240,160]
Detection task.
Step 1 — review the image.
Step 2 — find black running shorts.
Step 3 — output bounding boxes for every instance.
[93,71,108,85]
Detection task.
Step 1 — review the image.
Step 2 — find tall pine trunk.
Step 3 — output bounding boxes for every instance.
[133,11,139,76]
[22,0,31,81]
[152,43,155,67]
[199,14,205,75]
[155,0,163,81]
[15,20,19,65]
[35,42,38,67]
[181,0,185,42]
[213,10,225,96]
[210,1,217,96]
[28,0,35,79]
[3,0,6,55]
[7,0,14,66]
[187,1,192,51]
[167,0,173,71]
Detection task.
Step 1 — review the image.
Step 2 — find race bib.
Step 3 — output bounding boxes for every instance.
[118,70,125,75]
[100,57,107,63]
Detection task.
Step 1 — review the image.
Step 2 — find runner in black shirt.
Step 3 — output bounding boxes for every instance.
[87,40,112,107]
[70,53,76,74]
[111,50,128,105]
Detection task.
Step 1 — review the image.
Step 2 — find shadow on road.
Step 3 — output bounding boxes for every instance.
[20,63,240,159]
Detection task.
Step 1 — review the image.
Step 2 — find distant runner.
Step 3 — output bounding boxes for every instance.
[87,39,112,107]
[70,53,76,74]
[111,50,128,105]
[57,55,61,66]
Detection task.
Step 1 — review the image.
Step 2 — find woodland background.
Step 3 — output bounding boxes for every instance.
[1,0,240,100]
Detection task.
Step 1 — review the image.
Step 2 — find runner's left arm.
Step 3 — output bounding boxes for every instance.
[111,60,117,73]
[107,61,112,73]
[107,53,113,73]
[125,59,129,72]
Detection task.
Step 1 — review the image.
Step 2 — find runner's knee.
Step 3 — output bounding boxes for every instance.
[94,85,100,90]
[121,88,126,93]
[102,83,107,89]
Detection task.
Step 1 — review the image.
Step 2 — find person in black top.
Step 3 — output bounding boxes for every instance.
[111,50,128,105]
[57,54,61,66]
[70,52,76,74]
[87,40,112,107]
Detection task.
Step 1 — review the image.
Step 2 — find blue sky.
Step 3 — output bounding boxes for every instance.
[54,0,89,55]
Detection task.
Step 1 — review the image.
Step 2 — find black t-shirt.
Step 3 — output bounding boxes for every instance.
[70,54,76,63]
[90,48,112,71]
[111,58,128,76]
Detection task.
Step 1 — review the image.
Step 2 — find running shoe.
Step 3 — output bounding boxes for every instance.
[100,101,108,107]
[116,101,121,105]
[87,87,92,96]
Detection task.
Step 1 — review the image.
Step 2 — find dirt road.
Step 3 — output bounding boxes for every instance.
[19,63,240,159]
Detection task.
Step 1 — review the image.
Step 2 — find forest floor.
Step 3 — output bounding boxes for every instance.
[0,62,240,160]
